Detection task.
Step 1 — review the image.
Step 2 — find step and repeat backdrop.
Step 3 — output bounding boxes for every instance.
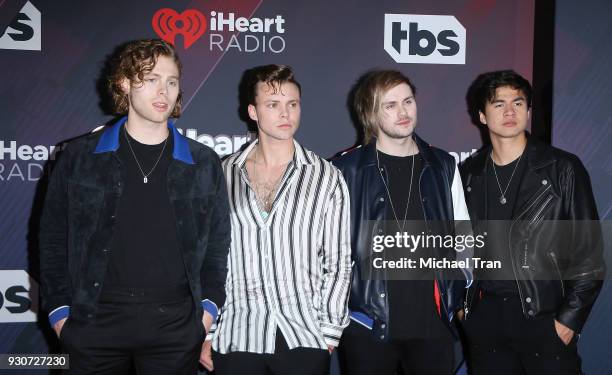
[0,0,609,373]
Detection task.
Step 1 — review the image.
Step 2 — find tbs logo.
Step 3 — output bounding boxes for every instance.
[0,270,39,323]
[384,14,465,64]
[0,1,41,51]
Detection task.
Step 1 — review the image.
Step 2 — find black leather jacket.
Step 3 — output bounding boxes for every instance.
[332,135,470,341]
[459,136,605,333]
[39,118,230,323]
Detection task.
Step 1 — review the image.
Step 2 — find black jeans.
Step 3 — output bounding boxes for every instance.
[60,294,203,375]
[212,329,330,375]
[339,321,455,375]
[462,294,581,375]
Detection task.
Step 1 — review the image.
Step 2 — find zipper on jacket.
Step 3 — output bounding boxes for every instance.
[549,251,565,298]
[528,194,553,228]
[508,183,552,315]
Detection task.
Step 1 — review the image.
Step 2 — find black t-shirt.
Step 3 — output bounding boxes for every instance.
[103,128,187,290]
[480,152,527,296]
[378,151,450,340]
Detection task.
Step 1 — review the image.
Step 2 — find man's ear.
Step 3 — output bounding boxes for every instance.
[248,104,258,122]
[478,110,487,125]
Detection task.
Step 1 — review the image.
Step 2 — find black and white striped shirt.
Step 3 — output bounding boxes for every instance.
[211,140,352,354]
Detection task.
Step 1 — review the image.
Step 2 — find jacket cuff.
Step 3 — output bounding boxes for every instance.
[321,322,344,347]
[201,299,219,320]
[48,305,70,326]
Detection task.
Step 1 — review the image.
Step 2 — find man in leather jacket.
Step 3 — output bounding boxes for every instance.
[332,70,471,375]
[459,70,605,375]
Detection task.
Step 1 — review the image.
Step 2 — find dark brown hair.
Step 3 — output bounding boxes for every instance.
[353,70,417,144]
[468,70,532,124]
[244,64,301,105]
[107,39,182,117]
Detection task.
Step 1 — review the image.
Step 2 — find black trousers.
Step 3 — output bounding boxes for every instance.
[60,295,203,375]
[338,322,455,375]
[462,294,581,375]
[212,329,330,375]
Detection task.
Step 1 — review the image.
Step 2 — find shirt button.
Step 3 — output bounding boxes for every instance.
[528,310,534,316]
[525,297,532,303]
[542,180,548,185]
[380,335,385,340]
[381,324,386,329]
[380,293,386,298]
[422,197,427,202]
[379,197,385,202]
[87,313,93,318]
[466,186,472,192]
[117,181,122,187]
[94,282,100,287]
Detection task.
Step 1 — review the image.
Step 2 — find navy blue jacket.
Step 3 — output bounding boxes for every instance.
[331,135,471,341]
[39,117,230,325]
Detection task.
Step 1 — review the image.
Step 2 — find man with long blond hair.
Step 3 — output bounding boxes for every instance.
[39,39,230,374]
[332,70,471,375]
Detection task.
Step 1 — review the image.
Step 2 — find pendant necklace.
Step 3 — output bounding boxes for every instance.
[123,126,168,184]
[491,153,522,205]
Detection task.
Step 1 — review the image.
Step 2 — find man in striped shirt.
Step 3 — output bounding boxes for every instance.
[200,65,352,375]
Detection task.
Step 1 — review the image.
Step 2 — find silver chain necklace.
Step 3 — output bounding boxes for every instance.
[491,153,522,205]
[123,127,168,184]
[376,146,416,232]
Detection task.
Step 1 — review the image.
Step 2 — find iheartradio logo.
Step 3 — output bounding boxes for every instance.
[151,8,287,52]
[152,8,207,49]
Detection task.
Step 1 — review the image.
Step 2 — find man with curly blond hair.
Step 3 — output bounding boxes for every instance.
[39,39,230,374]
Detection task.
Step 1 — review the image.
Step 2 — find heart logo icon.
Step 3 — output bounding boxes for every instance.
[152,8,207,49]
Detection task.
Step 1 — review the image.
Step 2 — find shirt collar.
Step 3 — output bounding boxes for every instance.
[233,139,313,168]
[93,116,194,165]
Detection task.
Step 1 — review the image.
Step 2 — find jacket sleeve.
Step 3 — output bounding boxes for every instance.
[556,156,605,333]
[39,144,73,317]
[450,163,474,288]
[319,170,352,347]
[200,154,231,319]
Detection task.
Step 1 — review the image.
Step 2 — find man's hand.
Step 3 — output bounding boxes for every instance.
[456,309,465,321]
[554,319,575,345]
[53,318,67,338]
[200,340,214,371]
[199,311,215,371]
